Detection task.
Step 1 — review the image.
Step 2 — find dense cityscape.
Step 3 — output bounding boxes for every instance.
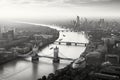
[0,16,120,80]
[0,22,59,64]
[37,16,120,80]
[0,0,120,80]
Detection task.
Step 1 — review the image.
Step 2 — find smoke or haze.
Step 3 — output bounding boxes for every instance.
[0,0,120,20]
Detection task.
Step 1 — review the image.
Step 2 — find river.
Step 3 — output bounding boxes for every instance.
[0,22,89,80]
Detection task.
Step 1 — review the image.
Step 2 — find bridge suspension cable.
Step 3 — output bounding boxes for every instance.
[39,52,53,56]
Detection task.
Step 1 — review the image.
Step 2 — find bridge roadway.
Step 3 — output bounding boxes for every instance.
[55,41,88,46]
[18,53,74,61]
[38,55,74,61]
[58,30,79,32]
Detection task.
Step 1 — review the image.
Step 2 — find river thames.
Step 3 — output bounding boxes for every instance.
[0,22,89,80]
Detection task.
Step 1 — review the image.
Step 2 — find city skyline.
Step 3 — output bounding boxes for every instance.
[0,0,120,20]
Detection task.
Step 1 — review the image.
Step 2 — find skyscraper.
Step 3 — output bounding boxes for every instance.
[76,16,80,27]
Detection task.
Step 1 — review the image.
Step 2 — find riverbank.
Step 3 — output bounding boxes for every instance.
[38,20,120,80]
[38,29,120,80]
[0,22,59,65]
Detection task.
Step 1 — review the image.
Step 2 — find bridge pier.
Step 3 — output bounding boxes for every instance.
[53,46,60,63]
[75,43,77,46]
[58,42,61,45]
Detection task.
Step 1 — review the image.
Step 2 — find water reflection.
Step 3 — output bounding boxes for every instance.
[53,63,59,73]
[0,66,3,74]
[32,62,38,80]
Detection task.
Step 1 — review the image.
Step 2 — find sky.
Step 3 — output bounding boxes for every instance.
[0,0,120,20]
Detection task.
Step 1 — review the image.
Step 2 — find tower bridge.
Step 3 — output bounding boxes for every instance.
[18,46,74,63]
[17,33,75,63]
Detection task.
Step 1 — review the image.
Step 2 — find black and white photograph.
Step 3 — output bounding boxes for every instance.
[0,0,120,80]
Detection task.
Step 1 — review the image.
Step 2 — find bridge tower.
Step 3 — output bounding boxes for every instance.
[53,46,60,63]
[58,42,61,45]
[32,45,39,62]
[75,43,77,46]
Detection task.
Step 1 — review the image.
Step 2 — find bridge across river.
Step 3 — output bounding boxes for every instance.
[38,55,74,61]
[58,30,79,32]
[18,53,74,61]
[55,41,88,46]
[18,46,74,62]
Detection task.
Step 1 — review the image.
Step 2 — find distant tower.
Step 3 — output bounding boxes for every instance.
[7,30,14,41]
[99,19,105,27]
[76,16,80,27]
[77,16,80,23]
[72,20,76,27]
[12,27,16,34]
[100,19,104,23]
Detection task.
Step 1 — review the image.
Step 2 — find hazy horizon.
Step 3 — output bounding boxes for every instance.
[0,0,120,22]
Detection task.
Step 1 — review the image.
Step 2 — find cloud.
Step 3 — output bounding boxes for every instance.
[0,0,55,5]
[0,0,120,8]
[63,0,112,4]
[58,0,120,8]
[0,0,120,19]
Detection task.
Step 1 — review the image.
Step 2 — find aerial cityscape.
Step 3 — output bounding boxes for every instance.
[0,0,120,80]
